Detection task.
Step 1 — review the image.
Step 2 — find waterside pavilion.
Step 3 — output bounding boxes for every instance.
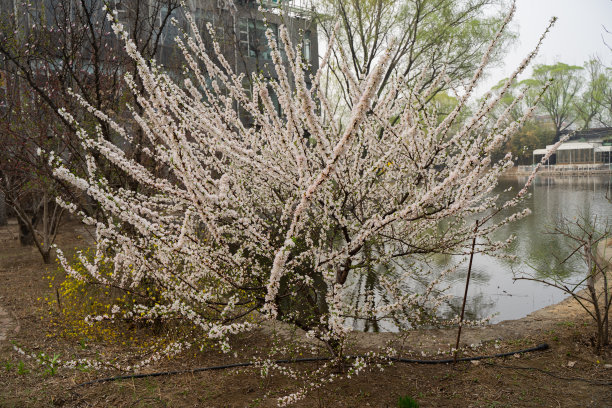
[527,128,612,173]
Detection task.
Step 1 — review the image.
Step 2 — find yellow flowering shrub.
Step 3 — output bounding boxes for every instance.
[44,248,215,352]
[45,248,146,347]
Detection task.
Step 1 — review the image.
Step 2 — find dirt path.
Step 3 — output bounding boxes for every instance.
[0,221,19,343]
[0,303,17,341]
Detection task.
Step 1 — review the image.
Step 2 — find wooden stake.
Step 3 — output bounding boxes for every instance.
[454,219,479,364]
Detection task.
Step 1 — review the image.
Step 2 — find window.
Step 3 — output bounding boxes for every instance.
[239,77,253,122]
[239,19,278,61]
[266,83,281,116]
[217,0,231,10]
[302,30,311,62]
[195,9,224,45]
[109,0,128,25]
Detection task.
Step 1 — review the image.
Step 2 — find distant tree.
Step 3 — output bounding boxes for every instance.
[316,0,517,101]
[507,120,555,164]
[594,65,612,127]
[487,77,528,125]
[575,59,610,129]
[522,62,583,141]
[432,91,459,118]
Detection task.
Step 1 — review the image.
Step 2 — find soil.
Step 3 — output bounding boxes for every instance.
[0,219,611,408]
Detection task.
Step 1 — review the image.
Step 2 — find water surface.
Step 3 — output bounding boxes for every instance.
[350,174,612,331]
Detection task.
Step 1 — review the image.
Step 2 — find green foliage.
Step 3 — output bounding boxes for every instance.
[318,0,516,96]
[433,91,463,124]
[488,77,524,123]
[575,59,608,129]
[37,353,60,377]
[491,59,612,148]
[398,395,420,408]
[492,120,555,165]
[526,62,584,138]
[17,360,28,375]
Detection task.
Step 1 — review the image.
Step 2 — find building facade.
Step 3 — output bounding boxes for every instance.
[119,0,319,91]
[1,0,319,118]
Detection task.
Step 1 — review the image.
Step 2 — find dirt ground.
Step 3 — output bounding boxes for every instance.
[0,219,611,408]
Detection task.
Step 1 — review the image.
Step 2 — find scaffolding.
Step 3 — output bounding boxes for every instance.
[254,0,315,18]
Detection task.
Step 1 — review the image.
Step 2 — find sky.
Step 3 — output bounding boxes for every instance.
[478,0,612,93]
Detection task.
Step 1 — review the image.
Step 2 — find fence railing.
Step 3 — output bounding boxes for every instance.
[517,164,612,173]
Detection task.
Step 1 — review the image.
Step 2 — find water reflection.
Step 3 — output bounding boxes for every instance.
[349,174,612,331]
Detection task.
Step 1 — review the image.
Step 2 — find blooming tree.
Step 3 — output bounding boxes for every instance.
[49,0,557,397]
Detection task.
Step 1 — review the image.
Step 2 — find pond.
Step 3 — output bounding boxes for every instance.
[349,174,612,331]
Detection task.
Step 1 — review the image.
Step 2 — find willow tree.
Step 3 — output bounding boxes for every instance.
[315,0,516,99]
[523,62,583,141]
[576,58,612,128]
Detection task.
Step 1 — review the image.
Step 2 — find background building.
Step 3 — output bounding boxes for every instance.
[0,0,319,242]
[532,127,612,168]
[1,0,319,116]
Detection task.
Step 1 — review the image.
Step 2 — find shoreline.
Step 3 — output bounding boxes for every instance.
[345,239,612,353]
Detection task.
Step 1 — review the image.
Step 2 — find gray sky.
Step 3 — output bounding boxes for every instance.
[478,0,612,93]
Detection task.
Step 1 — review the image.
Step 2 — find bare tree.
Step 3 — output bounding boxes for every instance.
[0,0,180,260]
[0,63,66,260]
[516,215,611,353]
[575,58,610,129]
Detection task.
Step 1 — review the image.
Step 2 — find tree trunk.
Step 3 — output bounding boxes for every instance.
[0,192,6,226]
[41,249,52,264]
[18,216,34,246]
[42,191,50,262]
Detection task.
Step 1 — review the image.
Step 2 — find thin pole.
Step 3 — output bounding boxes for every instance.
[454,219,479,364]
